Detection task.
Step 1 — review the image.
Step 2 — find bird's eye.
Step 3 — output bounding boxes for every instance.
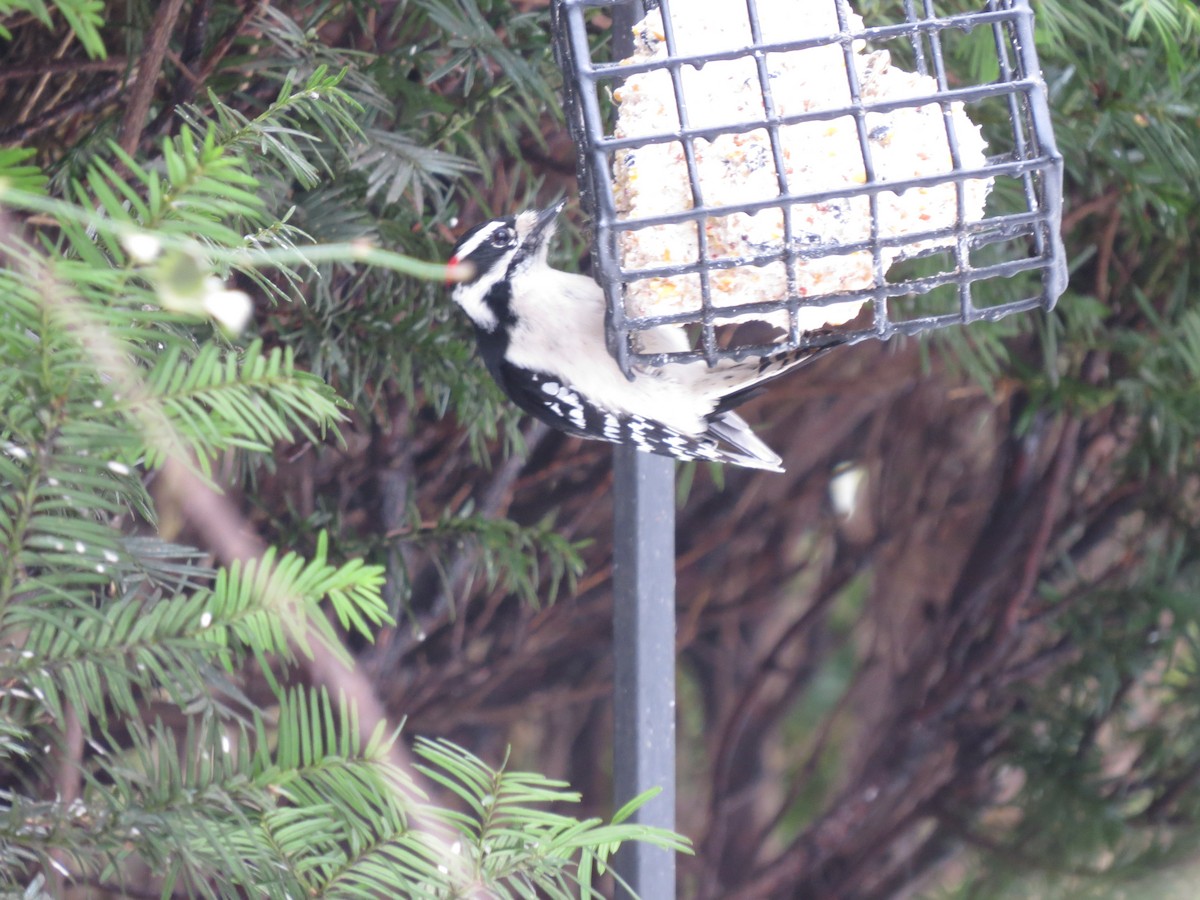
[490,227,515,247]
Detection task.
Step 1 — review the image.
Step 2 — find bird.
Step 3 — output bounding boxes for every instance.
[445,201,836,472]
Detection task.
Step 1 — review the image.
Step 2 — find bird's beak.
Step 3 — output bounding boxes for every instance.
[531,200,566,248]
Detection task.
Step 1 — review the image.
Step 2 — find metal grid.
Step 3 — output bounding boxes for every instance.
[551,0,1067,375]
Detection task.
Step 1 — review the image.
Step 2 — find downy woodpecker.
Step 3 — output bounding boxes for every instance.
[446,203,834,472]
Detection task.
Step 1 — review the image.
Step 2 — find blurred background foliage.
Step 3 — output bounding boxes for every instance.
[2,0,1200,897]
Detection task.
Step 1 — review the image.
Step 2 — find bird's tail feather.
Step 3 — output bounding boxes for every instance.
[707,412,785,472]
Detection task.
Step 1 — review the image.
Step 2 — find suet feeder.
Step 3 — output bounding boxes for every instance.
[552,0,1067,375]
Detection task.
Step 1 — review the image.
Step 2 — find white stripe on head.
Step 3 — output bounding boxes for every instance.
[450,220,519,332]
[452,265,505,331]
[452,220,505,262]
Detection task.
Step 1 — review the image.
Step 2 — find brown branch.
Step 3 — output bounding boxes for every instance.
[1060,188,1120,233]
[371,420,550,674]
[740,656,875,862]
[914,415,1081,727]
[1093,202,1123,306]
[163,49,202,85]
[1004,418,1082,632]
[0,58,128,82]
[709,558,858,801]
[14,30,74,125]
[1137,757,1200,824]
[147,0,265,139]
[724,733,956,900]
[0,78,124,143]
[995,634,1077,686]
[194,0,265,86]
[119,0,188,156]
[47,704,84,895]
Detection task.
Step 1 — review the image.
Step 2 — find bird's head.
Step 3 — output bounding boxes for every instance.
[446,202,565,333]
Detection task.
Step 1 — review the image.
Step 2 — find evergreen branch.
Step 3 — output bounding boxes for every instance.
[411,738,692,896]
[152,457,475,892]
[180,67,364,189]
[351,128,478,209]
[0,718,276,899]
[3,590,227,728]
[254,689,444,896]
[0,1,107,59]
[414,0,559,108]
[0,185,458,282]
[125,341,346,472]
[201,531,389,667]
[0,148,48,195]
[389,503,585,611]
[0,347,141,616]
[220,240,456,282]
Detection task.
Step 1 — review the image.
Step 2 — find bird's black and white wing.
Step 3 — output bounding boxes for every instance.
[496,363,783,471]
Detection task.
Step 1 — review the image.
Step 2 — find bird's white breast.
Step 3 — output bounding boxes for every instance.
[505,267,711,434]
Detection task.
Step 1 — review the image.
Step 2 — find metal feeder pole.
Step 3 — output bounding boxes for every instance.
[612,446,676,898]
[610,6,677,898]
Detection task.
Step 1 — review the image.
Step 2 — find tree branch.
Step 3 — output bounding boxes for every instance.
[119,0,188,156]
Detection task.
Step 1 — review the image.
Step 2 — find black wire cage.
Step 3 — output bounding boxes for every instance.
[551,0,1068,375]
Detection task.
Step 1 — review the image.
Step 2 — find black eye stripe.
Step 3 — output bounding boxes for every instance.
[451,220,518,267]
[447,219,522,286]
